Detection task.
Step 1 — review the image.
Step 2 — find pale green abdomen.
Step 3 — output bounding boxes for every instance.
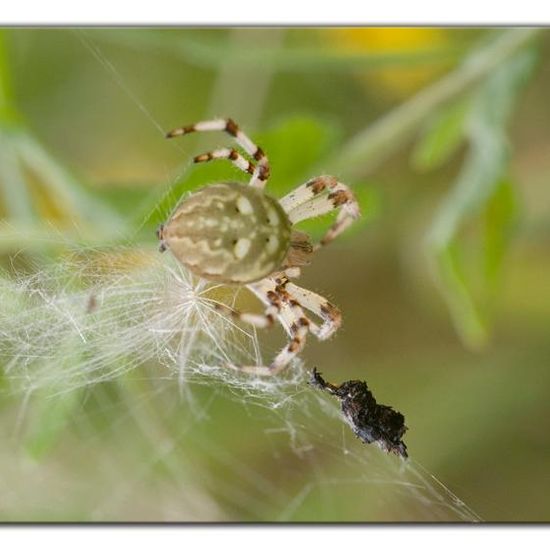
[163,183,292,283]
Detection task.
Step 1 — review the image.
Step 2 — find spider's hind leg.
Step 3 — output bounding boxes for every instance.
[223,278,316,376]
[267,275,341,341]
[284,281,342,340]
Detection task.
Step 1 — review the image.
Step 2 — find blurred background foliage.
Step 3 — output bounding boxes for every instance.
[0,27,549,521]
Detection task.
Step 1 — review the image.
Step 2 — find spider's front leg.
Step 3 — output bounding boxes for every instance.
[165,118,270,187]
[194,148,256,176]
[279,175,360,251]
[224,278,316,376]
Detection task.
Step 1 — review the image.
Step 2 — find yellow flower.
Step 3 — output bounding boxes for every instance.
[326,28,450,98]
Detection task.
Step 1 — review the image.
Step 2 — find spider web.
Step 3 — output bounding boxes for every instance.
[0,31,481,522]
[0,247,480,521]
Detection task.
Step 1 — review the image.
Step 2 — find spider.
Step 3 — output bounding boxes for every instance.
[157,118,360,376]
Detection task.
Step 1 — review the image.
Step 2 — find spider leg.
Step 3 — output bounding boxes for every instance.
[194,148,256,177]
[283,281,342,340]
[224,278,316,376]
[166,118,270,188]
[210,300,276,329]
[267,274,341,340]
[283,266,302,279]
[279,175,360,251]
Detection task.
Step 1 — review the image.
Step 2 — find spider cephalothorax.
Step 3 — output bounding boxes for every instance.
[159,118,360,376]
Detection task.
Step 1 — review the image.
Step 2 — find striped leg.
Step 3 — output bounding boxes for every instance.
[194,148,255,177]
[268,274,341,340]
[166,118,270,188]
[284,282,342,340]
[210,300,276,329]
[279,175,360,251]
[224,277,315,376]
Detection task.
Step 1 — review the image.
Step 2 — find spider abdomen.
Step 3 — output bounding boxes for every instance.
[160,182,292,283]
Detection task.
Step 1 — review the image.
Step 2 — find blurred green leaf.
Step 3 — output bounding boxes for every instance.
[0,132,35,223]
[0,31,125,250]
[327,29,540,179]
[412,98,469,171]
[17,133,124,231]
[433,240,487,348]
[25,387,83,459]
[427,49,536,349]
[0,33,35,223]
[482,178,519,290]
[344,181,381,232]
[255,116,340,196]
[0,31,20,126]
[0,130,126,253]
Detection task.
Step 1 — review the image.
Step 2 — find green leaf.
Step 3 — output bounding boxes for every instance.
[0,132,36,223]
[482,179,519,290]
[16,133,124,232]
[347,182,381,232]
[255,116,340,195]
[434,242,488,350]
[412,99,469,171]
[25,387,83,459]
[326,29,540,179]
[427,48,536,349]
[0,30,20,125]
[0,32,123,236]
